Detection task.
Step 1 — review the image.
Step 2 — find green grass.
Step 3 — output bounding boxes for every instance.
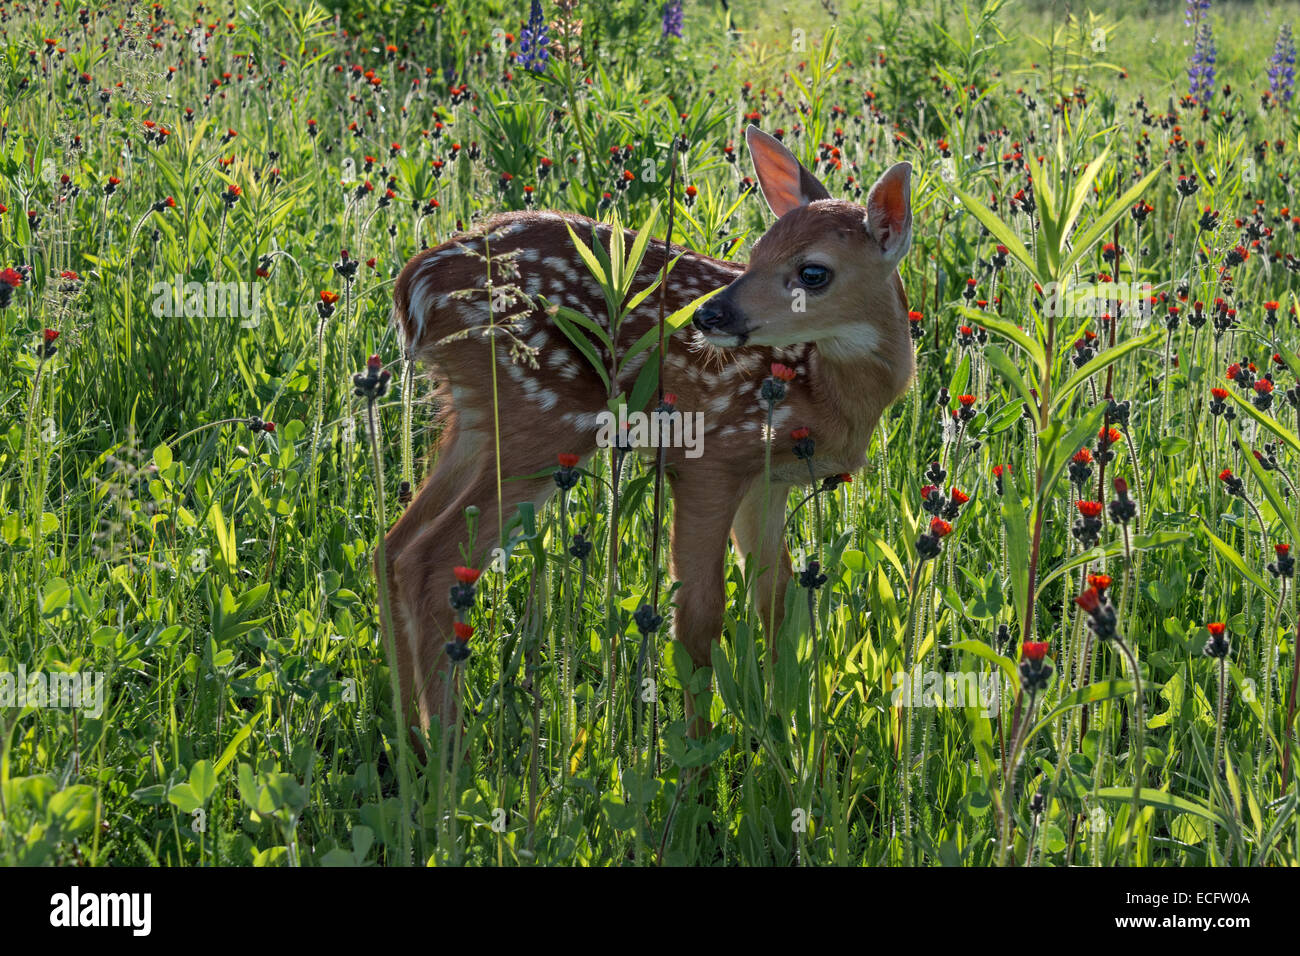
[2,0,1299,865]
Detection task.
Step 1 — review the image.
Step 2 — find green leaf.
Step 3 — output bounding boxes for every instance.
[1236,431,1299,544]
[949,181,1042,283]
[1051,326,1161,414]
[957,307,1047,379]
[1060,164,1162,276]
[1198,517,1277,600]
[1095,786,1227,828]
[1030,680,1143,738]
[948,639,1017,688]
[551,306,611,393]
[1037,531,1192,593]
[985,345,1039,425]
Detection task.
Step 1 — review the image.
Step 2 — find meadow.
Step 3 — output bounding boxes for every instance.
[2,0,1300,867]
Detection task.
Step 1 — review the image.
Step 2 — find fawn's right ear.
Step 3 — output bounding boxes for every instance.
[745,125,831,218]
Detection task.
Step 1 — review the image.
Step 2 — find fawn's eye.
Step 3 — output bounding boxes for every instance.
[798,264,831,289]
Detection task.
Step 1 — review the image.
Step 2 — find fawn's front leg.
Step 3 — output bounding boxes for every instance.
[668,469,747,735]
[731,479,793,663]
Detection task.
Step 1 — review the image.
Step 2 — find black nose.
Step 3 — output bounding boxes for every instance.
[693,300,728,332]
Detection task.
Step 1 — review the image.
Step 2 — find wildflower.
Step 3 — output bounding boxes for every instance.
[1219,467,1245,496]
[916,517,951,561]
[555,452,581,491]
[1019,642,1053,692]
[1253,377,1275,410]
[791,426,815,460]
[1069,447,1093,485]
[908,310,924,341]
[1073,500,1104,548]
[38,327,59,359]
[1188,19,1217,101]
[1269,23,1296,104]
[1203,622,1231,659]
[661,0,684,38]
[992,463,1010,495]
[1075,585,1119,642]
[634,603,664,635]
[1108,476,1138,525]
[799,560,828,589]
[761,363,794,403]
[353,354,392,400]
[448,567,479,611]
[318,289,340,319]
[1269,543,1295,578]
[1209,386,1230,415]
[956,394,977,422]
[568,529,593,561]
[1088,573,1113,595]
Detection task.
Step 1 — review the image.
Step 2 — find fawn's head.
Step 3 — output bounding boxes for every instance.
[693,125,913,361]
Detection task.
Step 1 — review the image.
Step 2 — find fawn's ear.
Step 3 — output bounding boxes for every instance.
[864,161,913,264]
[745,124,831,218]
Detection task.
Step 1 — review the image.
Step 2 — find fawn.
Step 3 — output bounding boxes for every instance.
[380,125,915,736]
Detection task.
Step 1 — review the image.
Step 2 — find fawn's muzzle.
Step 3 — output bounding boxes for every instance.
[692,299,748,342]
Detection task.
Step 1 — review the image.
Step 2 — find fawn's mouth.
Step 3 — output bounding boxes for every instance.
[695,325,750,349]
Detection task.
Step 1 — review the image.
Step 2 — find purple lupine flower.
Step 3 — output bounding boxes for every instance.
[518,0,550,73]
[1188,20,1217,101]
[1269,23,1296,104]
[662,0,684,39]
[1185,0,1211,27]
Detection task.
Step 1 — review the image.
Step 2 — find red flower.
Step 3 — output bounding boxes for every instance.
[1226,362,1241,380]
[1207,622,1226,637]
[992,464,1010,477]
[1087,573,1112,593]
[836,473,852,484]
[950,487,969,504]
[1072,448,1092,463]
[452,621,474,641]
[1076,500,1103,518]
[920,484,937,499]
[0,268,22,288]
[957,394,976,407]
[1022,641,1049,662]
[1074,587,1101,614]
[1219,468,1234,482]
[42,328,59,343]
[557,453,580,468]
[1254,379,1274,394]
[452,566,481,585]
[790,426,811,441]
[1099,426,1123,444]
[770,362,796,382]
[929,517,952,537]
[1275,543,1291,556]
[908,310,923,322]
[320,290,340,305]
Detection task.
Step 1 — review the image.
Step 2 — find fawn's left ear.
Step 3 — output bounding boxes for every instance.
[745,124,832,218]
[865,162,913,264]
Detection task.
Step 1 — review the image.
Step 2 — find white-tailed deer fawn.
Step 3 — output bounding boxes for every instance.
[381,125,914,737]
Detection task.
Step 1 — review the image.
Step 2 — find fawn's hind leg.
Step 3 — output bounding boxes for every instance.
[386,436,562,738]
